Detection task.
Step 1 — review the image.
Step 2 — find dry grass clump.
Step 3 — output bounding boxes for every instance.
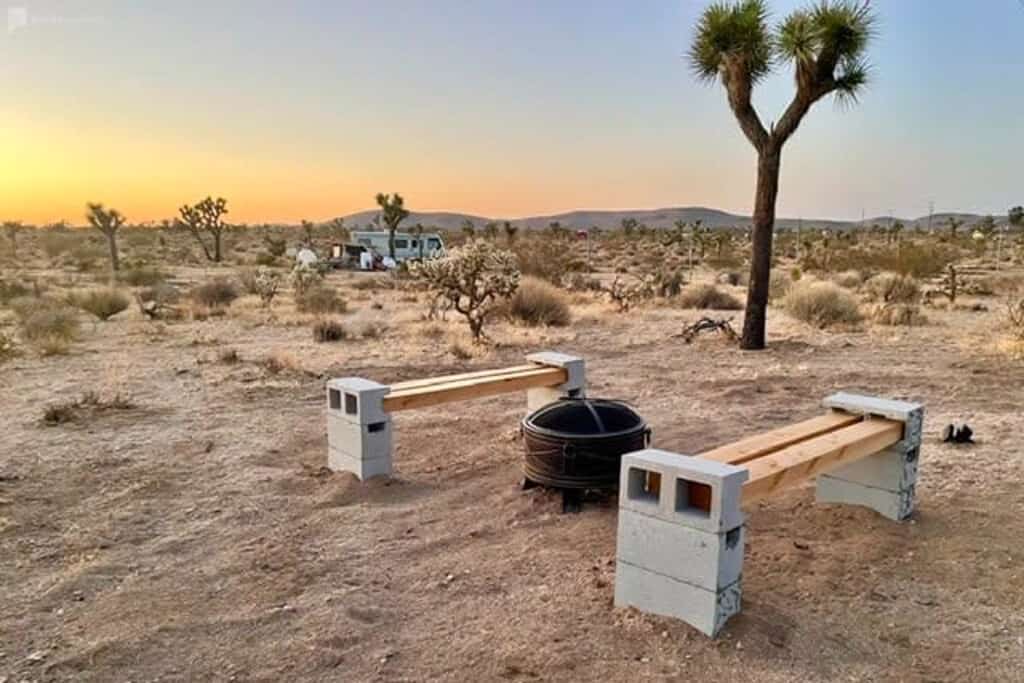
[678,283,743,310]
[863,272,921,304]
[782,279,863,328]
[68,288,131,321]
[118,267,167,287]
[42,390,135,425]
[0,279,32,306]
[0,329,16,363]
[16,299,81,355]
[263,350,301,374]
[192,278,239,309]
[769,270,792,301]
[509,276,571,327]
[831,269,865,289]
[312,318,348,342]
[296,286,347,315]
[1007,298,1024,341]
[867,303,927,326]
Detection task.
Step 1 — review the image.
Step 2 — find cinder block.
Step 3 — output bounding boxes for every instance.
[816,473,915,521]
[614,561,741,637]
[825,446,918,492]
[823,392,924,453]
[328,446,392,480]
[618,449,748,534]
[327,415,392,460]
[526,351,585,394]
[326,377,391,426]
[616,508,744,590]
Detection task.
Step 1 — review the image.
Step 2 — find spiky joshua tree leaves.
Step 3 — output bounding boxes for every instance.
[690,0,876,349]
[86,203,126,272]
[375,192,409,259]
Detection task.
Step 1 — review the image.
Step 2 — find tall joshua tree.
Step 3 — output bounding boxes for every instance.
[690,0,876,349]
[375,192,409,259]
[86,203,126,272]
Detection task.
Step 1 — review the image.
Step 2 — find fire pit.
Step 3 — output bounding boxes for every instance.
[521,398,650,512]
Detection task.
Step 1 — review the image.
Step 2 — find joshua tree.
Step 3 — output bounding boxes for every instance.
[461,219,476,238]
[503,220,519,245]
[178,196,229,262]
[85,203,126,272]
[1009,206,1024,228]
[690,0,876,349]
[620,217,638,237]
[412,223,425,259]
[375,192,409,259]
[946,216,964,240]
[326,217,349,243]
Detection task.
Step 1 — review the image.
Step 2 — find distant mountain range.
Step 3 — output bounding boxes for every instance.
[339,207,1006,232]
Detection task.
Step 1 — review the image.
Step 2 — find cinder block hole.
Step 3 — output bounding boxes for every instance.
[905,447,919,463]
[627,467,661,503]
[675,478,712,518]
[725,526,741,549]
[344,393,358,415]
[328,389,341,411]
[566,388,582,398]
[367,421,387,433]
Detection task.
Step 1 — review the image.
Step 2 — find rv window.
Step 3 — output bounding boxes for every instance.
[411,239,418,248]
[357,238,372,247]
[427,238,441,249]
[395,239,409,249]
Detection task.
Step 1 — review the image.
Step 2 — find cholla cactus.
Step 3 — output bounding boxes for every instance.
[607,275,653,312]
[289,263,323,298]
[411,240,519,341]
[254,266,282,306]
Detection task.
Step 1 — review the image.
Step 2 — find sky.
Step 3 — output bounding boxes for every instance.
[0,0,1022,225]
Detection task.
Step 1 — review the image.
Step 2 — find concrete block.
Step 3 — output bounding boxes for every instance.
[328,446,393,479]
[816,473,915,521]
[825,446,918,492]
[823,392,924,453]
[326,377,391,426]
[614,561,741,637]
[618,449,748,534]
[525,351,585,411]
[616,508,744,590]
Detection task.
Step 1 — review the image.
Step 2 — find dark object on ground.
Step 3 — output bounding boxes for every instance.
[942,423,974,444]
[677,317,738,344]
[521,398,650,513]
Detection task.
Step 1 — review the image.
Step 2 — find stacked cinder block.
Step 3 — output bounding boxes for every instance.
[525,351,586,410]
[816,392,924,521]
[326,377,392,480]
[614,449,748,637]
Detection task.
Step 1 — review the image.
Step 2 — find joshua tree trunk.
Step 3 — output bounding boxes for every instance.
[106,232,120,272]
[741,149,780,350]
[214,231,222,263]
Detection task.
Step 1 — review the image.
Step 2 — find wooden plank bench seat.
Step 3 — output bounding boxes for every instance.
[614,392,924,637]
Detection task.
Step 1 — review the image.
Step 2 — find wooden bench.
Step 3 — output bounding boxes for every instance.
[325,351,585,479]
[614,392,924,637]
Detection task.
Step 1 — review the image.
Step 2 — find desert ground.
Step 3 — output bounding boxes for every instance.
[2,227,1024,682]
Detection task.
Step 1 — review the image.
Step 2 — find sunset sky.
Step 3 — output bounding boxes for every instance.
[1,1,1022,225]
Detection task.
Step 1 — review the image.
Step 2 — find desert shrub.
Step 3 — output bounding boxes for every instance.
[0,279,31,306]
[0,330,16,363]
[568,273,603,293]
[607,275,653,312]
[263,350,299,374]
[832,269,864,289]
[312,318,348,342]
[136,283,182,319]
[219,347,240,363]
[350,277,383,291]
[118,266,166,287]
[69,288,131,321]
[514,239,571,283]
[449,340,473,359]
[296,285,346,314]
[254,252,278,266]
[716,271,743,287]
[1007,299,1024,341]
[509,276,571,327]
[192,278,239,309]
[867,303,927,326]
[237,267,260,295]
[769,270,792,301]
[289,264,323,297]
[70,243,106,271]
[42,390,134,425]
[782,279,862,328]
[19,303,80,354]
[678,283,743,310]
[654,269,686,297]
[40,231,83,259]
[412,240,520,341]
[863,272,921,304]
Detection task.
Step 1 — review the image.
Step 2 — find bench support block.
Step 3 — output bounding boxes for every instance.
[326,377,393,479]
[816,393,924,521]
[614,449,748,637]
[525,351,585,411]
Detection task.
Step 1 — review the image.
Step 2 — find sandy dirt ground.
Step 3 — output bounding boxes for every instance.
[3,272,1024,682]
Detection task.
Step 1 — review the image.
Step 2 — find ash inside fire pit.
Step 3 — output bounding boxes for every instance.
[521,398,650,512]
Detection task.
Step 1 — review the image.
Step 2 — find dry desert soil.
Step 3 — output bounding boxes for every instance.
[3,270,1024,682]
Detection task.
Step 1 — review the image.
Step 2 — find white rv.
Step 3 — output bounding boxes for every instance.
[350,230,446,264]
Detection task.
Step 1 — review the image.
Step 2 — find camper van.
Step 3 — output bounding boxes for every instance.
[350,230,446,265]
